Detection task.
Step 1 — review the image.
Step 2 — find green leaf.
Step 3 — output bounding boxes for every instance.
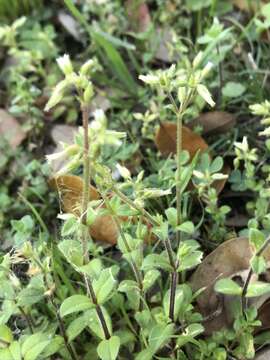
[135,349,154,360]
[165,208,177,228]
[58,240,83,268]
[148,323,175,353]
[141,254,173,272]
[249,228,266,251]
[60,295,94,317]
[178,153,199,193]
[186,0,211,11]
[197,84,215,107]
[142,270,160,291]
[67,315,88,342]
[222,82,246,98]
[163,284,192,319]
[9,341,21,360]
[21,333,50,360]
[61,216,78,236]
[118,280,139,293]
[176,221,195,234]
[97,336,120,360]
[40,336,64,358]
[177,323,204,347]
[177,240,202,271]
[78,259,103,280]
[18,286,44,307]
[93,268,117,305]
[214,278,242,296]
[246,282,270,297]
[251,255,266,275]
[0,348,13,360]
[92,31,137,95]
[87,307,112,340]
[210,156,223,173]
[0,325,13,346]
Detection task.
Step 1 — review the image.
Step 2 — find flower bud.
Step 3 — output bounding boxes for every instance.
[83,83,94,103]
[80,59,95,76]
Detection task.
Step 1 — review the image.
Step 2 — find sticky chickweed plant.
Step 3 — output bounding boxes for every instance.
[2,47,270,360]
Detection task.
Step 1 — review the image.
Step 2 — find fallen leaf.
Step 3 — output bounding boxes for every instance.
[89,91,111,113]
[125,0,151,33]
[58,11,81,41]
[50,125,77,173]
[49,175,118,245]
[258,299,270,333]
[154,28,179,63]
[225,213,249,227]
[0,109,26,149]
[49,175,154,245]
[188,111,236,135]
[190,237,270,334]
[51,124,77,145]
[155,122,208,158]
[255,348,270,360]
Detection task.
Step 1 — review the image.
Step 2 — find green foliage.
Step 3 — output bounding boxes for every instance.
[1,1,270,359]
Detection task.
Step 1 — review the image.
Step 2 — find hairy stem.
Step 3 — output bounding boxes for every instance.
[81,103,110,340]
[81,104,90,264]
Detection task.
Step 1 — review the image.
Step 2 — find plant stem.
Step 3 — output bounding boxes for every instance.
[84,274,111,339]
[34,258,78,360]
[241,235,270,312]
[18,306,34,334]
[216,44,223,108]
[176,111,183,246]
[80,103,111,340]
[112,186,175,269]
[101,192,144,311]
[111,185,178,321]
[81,104,91,264]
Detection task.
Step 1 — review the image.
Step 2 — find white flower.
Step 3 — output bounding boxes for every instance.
[116,164,131,180]
[57,54,73,76]
[139,74,159,85]
[197,84,215,107]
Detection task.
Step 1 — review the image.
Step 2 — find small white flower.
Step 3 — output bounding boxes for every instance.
[197,84,215,107]
[57,54,73,76]
[139,74,159,85]
[116,164,131,180]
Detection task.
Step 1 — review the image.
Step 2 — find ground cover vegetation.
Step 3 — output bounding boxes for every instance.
[1,0,270,359]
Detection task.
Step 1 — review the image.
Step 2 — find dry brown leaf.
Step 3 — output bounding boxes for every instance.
[258,299,270,333]
[49,125,77,173]
[155,122,208,158]
[58,11,81,41]
[191,237,270,334]
[154,28,179,63]
[49,175,155,245]
[188,111,236,135]
[49,175,99,216]
[0,109,26,149]
[255,348,270,360]
[126,0,151,33]
[49,175,118,245]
